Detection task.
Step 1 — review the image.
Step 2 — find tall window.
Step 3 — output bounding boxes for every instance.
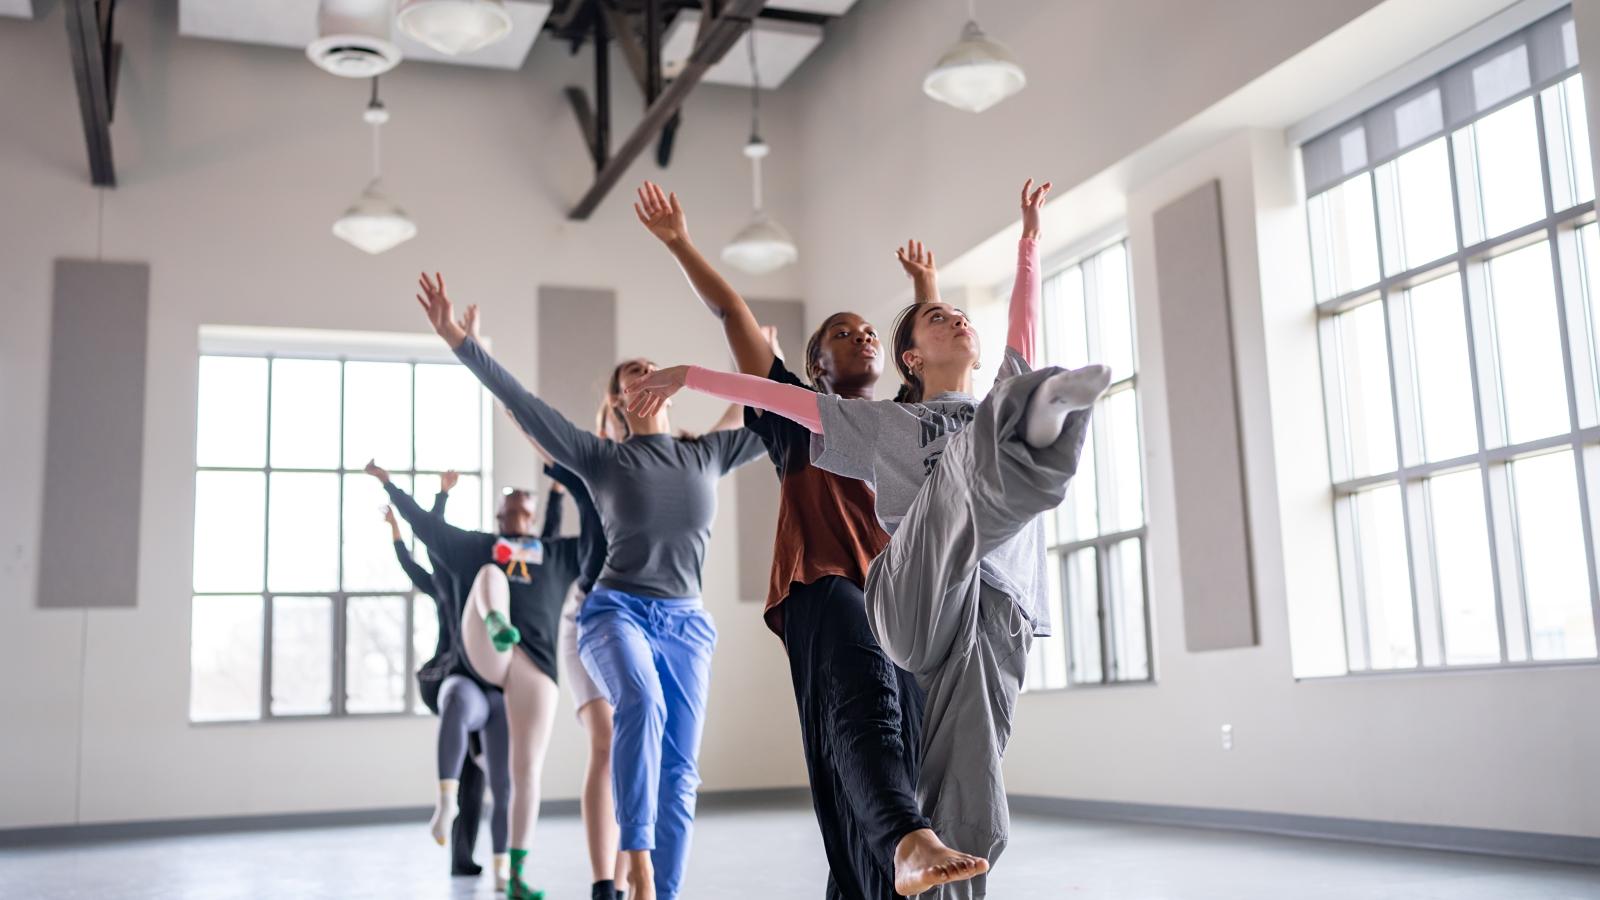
[190,347,491,722]
[1028,239,1151,690]
[1302,7,1600,673]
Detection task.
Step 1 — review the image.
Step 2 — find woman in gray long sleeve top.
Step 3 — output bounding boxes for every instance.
[415,273,762,900]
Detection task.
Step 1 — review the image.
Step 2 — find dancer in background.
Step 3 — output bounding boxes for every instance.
[633,179,961,900]
[414,274,765,900]
[384,471,507,881]
[370,449,594,900]
[626,180,1111,899]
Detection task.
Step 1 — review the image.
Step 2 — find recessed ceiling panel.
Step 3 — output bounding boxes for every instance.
[768,0,858,15]
[0,0,44,19]
[661,12,823,88]
[178,0,551,70]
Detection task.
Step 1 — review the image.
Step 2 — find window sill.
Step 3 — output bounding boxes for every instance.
[1294,657,1600,683]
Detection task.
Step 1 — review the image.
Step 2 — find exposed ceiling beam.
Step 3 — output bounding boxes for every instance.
[569,0,766,219]
[63,0,119,187]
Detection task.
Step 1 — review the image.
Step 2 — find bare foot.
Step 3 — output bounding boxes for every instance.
[623,849,654,900]
[893,828,989,896]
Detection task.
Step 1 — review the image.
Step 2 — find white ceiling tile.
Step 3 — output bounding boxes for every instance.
[0,0,43,19]
[768,0,858,15]
[660,12,823,89]
[177,0,551,70]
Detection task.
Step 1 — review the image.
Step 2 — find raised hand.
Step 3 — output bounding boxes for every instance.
[365,459,391,484]
[416,272,471,349]
[463,303,481,342]
[621,365,690,419]
[896,239,936,281]
[382,505,401,541]
[440,470,460,493]
[634,181,690,246]
[1020,178,1052,241]
[896,239,941,304]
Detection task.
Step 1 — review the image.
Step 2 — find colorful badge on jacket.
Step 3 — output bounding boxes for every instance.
[492,537,544,582]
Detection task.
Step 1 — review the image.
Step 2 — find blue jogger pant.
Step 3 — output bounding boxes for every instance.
[577,587,716,900]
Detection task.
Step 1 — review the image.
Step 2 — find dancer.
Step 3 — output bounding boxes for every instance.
[384,473,506,880]
[369,456,594,900]
[413,274,765,900]
[626,180,1111,898]
[633,179,973,899]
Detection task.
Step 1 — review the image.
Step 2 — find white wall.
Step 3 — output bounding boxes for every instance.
[785,0,1600,838]
[0,1,809,829]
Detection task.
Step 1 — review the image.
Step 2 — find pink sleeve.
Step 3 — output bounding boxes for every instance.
[1006,237,1040,366]
[684,366,824,434]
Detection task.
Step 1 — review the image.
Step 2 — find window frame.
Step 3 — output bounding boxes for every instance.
[190,349,493,723]
[1028,235,1156,692]
[1303,15,1600,676]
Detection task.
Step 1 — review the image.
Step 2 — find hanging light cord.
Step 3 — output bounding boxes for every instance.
[747,29,763,212]
[967,0,977,22]
[369,76,384,182]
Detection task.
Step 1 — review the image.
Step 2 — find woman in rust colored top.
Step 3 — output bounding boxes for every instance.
[633,181,982,900]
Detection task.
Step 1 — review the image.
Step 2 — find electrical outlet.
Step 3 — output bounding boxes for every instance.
[1220,724,1234,751]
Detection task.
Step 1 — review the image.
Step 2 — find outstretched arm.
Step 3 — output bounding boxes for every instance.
[624,365,823,434]
[415,273,608,478]
[635,181,775,378]
[1008,179,1051,366]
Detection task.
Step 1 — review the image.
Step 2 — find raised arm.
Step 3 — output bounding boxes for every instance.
[415,273,608,477]
[367,460,487,564]
[539,482,564,540]
[384,506,437,597]
[634,181,775,378]
[624,365,823,434]
[1008,179,1051,366]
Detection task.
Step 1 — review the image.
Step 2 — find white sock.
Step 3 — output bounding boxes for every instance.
[1023,364,1112,449]
[429,779,460,846]
[494,852,511,890]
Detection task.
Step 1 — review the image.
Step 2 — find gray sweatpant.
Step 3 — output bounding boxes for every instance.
[863,367,1087,899]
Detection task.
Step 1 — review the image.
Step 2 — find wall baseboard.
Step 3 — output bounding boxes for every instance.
[1009,795,1600,868]
[7,788,1595,868]
[0,787,813,848]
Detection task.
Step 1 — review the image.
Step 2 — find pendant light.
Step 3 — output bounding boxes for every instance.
[923,0,1026,113]
[333,78,418,255]
[397,0,513,56]
[722,29,798,276]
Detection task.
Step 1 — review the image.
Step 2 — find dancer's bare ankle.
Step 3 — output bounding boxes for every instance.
[893,828,989,896]
[623,850,654,900]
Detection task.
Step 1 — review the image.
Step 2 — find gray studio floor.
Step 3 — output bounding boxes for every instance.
[2,797,1596,899]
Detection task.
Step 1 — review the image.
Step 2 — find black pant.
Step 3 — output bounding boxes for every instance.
[451,731,485,872]
[784,575,931,900]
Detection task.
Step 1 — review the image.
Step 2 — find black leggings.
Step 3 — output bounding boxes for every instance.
[784,575,931,900]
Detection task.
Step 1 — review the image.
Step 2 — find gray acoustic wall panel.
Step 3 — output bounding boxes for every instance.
[536,286,617,534]
[735,298,807,603]
[1151,182,1259,651]
[37,259,150,608]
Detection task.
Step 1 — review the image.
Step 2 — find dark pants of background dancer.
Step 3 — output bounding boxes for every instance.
[423,665,489,874]
[784,574,931,900]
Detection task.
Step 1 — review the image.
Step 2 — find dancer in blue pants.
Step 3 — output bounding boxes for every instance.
[414,273,764,900]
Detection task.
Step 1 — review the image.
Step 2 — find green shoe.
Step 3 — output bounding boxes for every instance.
[484,610,521,652]
[506,849,543,899]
